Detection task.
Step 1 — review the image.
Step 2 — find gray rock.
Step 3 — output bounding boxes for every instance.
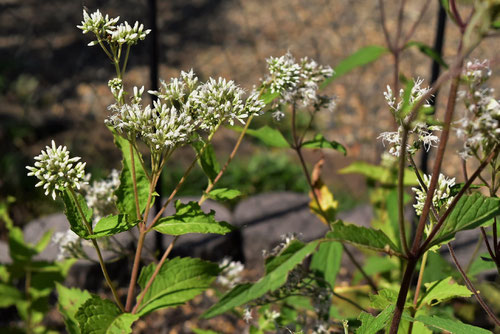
[0,241,10,264]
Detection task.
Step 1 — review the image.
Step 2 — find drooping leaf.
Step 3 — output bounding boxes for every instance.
[233,125,290,148]
[310,241,342,287]
[326,221,403,257]
[321,45,388,88]
[419,277,471,307]
[113,133,151,219]
[75,296,137,334]
[89,214,139,239]
[192,141,220,183]
[309,157,338,224]
[409,315,491,334]
[357,304,395,334]
[136,257,219,316]
[339,161,418,186]
[153,200,235,236]
[405,41,448,69]
[203,240,319,318]
[61,189,92,239]
[207,188,242,201]
[302,134,346,155]
[56,284,92,334]
[430,193,500,249]
[0,283,22,308]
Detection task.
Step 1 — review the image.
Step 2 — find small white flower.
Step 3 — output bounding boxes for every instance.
[52,229,80,261]
[107,21,151,45]
[217,257,244,289]
[243,307,253,323]
[26,141,87,200]
[81,169,120,222]
[77,9,119,35]
[412,173,455,217]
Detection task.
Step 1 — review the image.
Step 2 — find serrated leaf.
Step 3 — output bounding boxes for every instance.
[357,304,395,334]
[326,221,403,257]
[339,161,418,186]
[405,41,448,69]
[61,189,92,239]
[153,200,235,235]
[56,284,92,334]
[419,277,472,307]
[75,296,137,334]
[410,315,491,334]
[89,214,139,239]
[302,134,346,155]
[192,141,220,183]
[430,194,500,249]
[113,133,151,220]
[136,257,219,316]
[234,125,290,148]
[370,288,399,310]
[310,241,342,287]
[321,45,388,88]
[207,188,242,201]
[203,240,319,318]
[0,283,22,308]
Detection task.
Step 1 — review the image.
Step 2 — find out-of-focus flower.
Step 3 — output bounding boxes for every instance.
[52,229,80,261]
[216,257,244,289]
[81,169,120,222]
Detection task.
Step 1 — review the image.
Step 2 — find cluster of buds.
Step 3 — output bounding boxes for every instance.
[263,52,335,120]
[456,59,500,160]
[378,122,441,157]
[412,173,455,217]
[384,78,432,117]
[77,9,150,46]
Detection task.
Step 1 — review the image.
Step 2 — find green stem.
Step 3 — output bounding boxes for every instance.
[408,251,428,334]
[121,44,131,77]
[397,126,411,255]
[129,141,142,221]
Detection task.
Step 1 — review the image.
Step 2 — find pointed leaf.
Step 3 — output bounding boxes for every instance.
[339,161,418,186]
[412,315,491,334]
[207,188,242,201]
[56,284,92,334]
[419,277,472,307]
[357,304,395,334]
[321,45,388,88]
[33,229,53,254]
[153,200,235,235]
[192,141,220,183]
[203,240,319,318]
[405,41,448,69]
[0,283,22,308]
[75,296,137,334]
[233,125,290,148]
[430,194,500,248]
[61,189,92,239]
[310,241,342,287]
[302,134,346,155]
[136,257,219,316]
[89,214,139,239]
[113,133,151,219]
[326,221,403,257]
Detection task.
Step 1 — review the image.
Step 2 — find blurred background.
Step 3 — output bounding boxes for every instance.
[0,0,498,236]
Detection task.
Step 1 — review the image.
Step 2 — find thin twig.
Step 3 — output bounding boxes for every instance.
[480,227,496,262]
[378,0,393,52]
[402,0,432,45]
[398,127,411,255]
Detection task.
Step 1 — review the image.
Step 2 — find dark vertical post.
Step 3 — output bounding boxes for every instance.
[148,0,162,254]
[420,1,447,175]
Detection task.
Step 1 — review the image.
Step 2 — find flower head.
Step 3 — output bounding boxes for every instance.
[108,21,150,45]
[216,257,244,289]
[77,9,119,36]
[52,229,81,261]
[26,141,87,200]
[81,169,120,222]
[412,173,455,216]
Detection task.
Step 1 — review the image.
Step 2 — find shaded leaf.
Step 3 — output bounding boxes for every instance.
[89,214,139,239]
[61,189,92,239]
[154,201,235,236]
[207,188,242,201]
[302,134,346,155]
[56,284,92,334]
[203,240,319,318]
[192,141,220,183]
[310,241,342,287]
[0,283,22,308]
[136,257,219,316]
[321,45,388,88]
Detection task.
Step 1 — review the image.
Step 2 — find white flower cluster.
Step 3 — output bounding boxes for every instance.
[216,257,244,289]
[81,169,120,222]
[52,229,80,261]
[26,141,87,200]
[384,78,432,116]
[456,59,500,159]
[412,173,455,216]
[107,70,264,153]
[378,123,441,157]
[108,78,123,101]
[77,9,150,46]
[263,52,335,120]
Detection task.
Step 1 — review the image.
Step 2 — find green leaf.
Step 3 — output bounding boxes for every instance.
[56,284,92,334]
[302,134,346,155]
[339,161,418,186]
[400,80,416,118]
[113,133,151,219]
[136,257,219,316]
[203,240,319,318]
[357,304,395,334]
[33,230,53,254]
[321,45,388,89]
[419,277,471,307]
[153,200,235,236]
[234,125,290,148]
[405,41,448,69]
[89,214,139,239]
[0,283,22,308]
[75,296,138,334]
[260,89,280,105]
[468,253,497,277]
[207,188,242,201]
[326,221,403,257]
[61,189,92,239]
[430,194,500,249]
[6,224,36,263]
[193,329,220,334]
[411,315,491,334]
[353,256,398,284]
[264,240,305,274]
[370,288,399,310]
[192,141,220,183]
[310,241,342,287]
